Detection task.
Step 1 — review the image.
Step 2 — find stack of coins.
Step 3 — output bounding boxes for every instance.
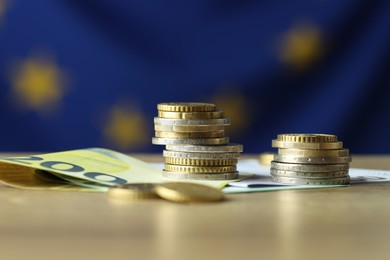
[152,102,243,180]
[271,134,352,185]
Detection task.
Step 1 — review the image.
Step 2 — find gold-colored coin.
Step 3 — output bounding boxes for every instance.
[155,182,225,202]
[157,102,216,112]
[258,152,274,166]
[108,183,158,200]
[164,164,236,173]
[165,157,238,166]
[155,130,224,139]
[272,140,343,150]
[158,110,224,119]
[278,148,349,157]
[152,137,229,145]
[154,124,226,132]
[277,134,338,143]
[162,171,239,180]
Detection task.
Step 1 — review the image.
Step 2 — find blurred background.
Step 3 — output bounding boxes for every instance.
[0,0,389,153]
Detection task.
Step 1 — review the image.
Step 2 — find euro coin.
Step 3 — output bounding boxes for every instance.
[165,157,238,166]
[258,152,274,166]
[272,175,350,185]
[165,143,243,153]
[162,171,239,180]
[270,168,349,178]
[272,140,343,150]
[273,154,352,164]
[270,161,350,172]
[155,130,224,139]
[154,117,231,126]
[163,150,240,159]
[164,164,236,173]
[277,134,338,143]
[278,148,349,157]
[108,183,158,200]
[157,102,217,112]
[158,110,224,119]
[155,182,225,202]
[152,137,229,145]
[154,124,226,132]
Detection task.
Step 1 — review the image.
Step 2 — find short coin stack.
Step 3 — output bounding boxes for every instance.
[271,134,352,185]
[152,102,243,180]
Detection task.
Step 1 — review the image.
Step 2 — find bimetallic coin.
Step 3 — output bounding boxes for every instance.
[270,161,350,172]
[154,124,226,132]
[163,150,240,159]
[155,182,225,202]
[258,153,274,166]
[154,117,231,126]
[158,110,224,119]
[155,130,224,139]
[272,176,350,185]
[164,164,236,173]
[152,137,229,145]
[166,144,243,153]
[165,157,238,166]
[157,102,217,112]
[270,168,349,178]
[272,140,343,150]
[277,134,338,143]
[108,183,158,200]
[273,154,352,164]
[162,171,239,180]
[278,148,349,157]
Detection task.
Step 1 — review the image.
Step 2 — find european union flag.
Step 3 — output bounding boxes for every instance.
[1,0,390,153]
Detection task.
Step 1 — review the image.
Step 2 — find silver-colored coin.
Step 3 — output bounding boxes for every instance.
[162,171,239,180]
[154,117,231,126]
[152,137,229,145]
[273,154,352,164]
[154,124,226,132]
[270,168,349,178]
[163,150,240,159]
[278,148,349,157]
[166,143,243,153]
[271,161,350,172]
[272,175,350,185]
[272,140,343,150]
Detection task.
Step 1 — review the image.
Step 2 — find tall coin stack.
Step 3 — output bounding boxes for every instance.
[152,102,243,180]
[271,134,352,185]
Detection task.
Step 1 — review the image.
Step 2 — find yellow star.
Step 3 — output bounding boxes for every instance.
[8,52,67,115]
[210,89,251,136]
[278,22,324,71]
[103,105,149,151]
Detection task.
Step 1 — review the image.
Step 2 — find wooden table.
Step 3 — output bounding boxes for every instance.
[1,154,390,260]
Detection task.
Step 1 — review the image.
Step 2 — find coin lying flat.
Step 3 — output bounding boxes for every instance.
[154,117,231,126]
[272,140,343,150]
[258,153,274,166]
[155,130,225,139]
[270,168,349,178]
[271,176,350,185]
[271,161,350,172]
[278,148,349,157]
[152,137,229,145]
[162,171,239,180]
[163,150,240,159]
[158,110,224,119]
[166,144,243,153]
[155,182,225,202]
[277,134,338,143]
[155,124,226,132]
[165,157,238,166]
[273,154,352,164]
[157,103,217,112]
[164,164,237,173]
[108,183,158,200]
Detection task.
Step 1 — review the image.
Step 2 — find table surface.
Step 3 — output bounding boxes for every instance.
[1,153,390,260]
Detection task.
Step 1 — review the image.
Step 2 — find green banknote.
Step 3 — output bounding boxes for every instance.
[0,148,232,191]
